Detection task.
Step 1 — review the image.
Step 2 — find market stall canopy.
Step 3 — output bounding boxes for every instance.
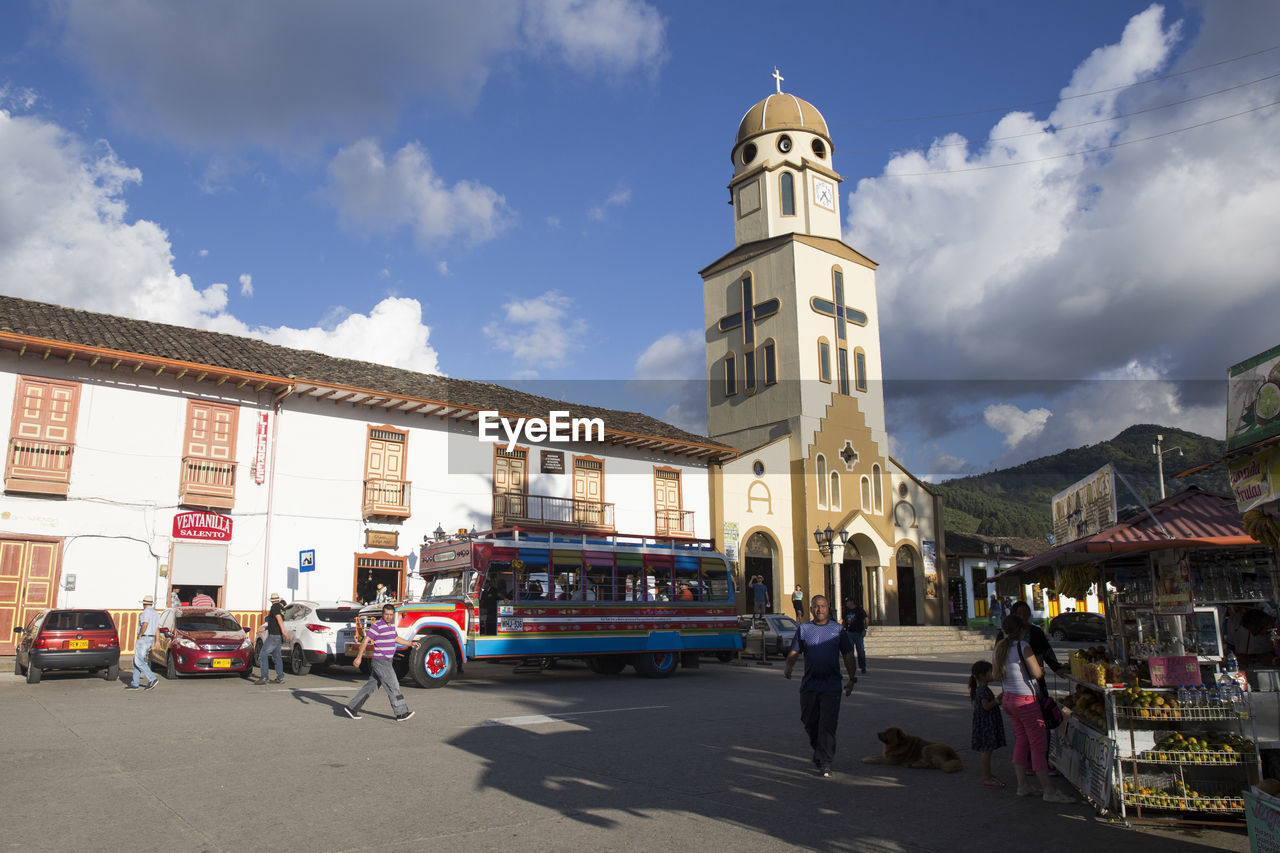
[991,486,1255,582]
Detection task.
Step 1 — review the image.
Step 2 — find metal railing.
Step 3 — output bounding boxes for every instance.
[655,508,695,537]
[493,492,615,531]
[363,477,411,518]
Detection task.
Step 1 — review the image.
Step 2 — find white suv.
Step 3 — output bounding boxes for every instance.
[254,600,363,676]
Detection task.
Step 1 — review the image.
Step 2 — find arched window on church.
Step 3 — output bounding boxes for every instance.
[837,346,850,396]
[829,471,841,510]
[861,475,871,509]
[761,339,777,386]
[872,463,883,513]
[854,347,868,392]
[816,454,828,508]
[817,337,831,383]
[724,354,736,398]
[780,172,795,217]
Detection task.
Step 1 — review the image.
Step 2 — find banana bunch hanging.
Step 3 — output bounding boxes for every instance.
[1242,509,1280,551]
[1057,563,1098,600]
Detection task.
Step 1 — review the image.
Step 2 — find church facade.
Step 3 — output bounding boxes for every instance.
[704,86,947,626]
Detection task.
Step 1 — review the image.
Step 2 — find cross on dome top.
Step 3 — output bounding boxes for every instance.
[772,67,784,94]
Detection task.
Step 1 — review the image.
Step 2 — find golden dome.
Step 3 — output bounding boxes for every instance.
[735,93,831,149]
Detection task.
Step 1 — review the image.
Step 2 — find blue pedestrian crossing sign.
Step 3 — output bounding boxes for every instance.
[299,549,316,572]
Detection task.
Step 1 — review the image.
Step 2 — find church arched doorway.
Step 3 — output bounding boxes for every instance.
[896,546,918,626]
[743,531,776,614]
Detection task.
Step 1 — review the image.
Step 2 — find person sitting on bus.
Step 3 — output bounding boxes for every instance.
[677,583,695,601]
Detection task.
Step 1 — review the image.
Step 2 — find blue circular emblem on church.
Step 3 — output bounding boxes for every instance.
[752,460,765,477]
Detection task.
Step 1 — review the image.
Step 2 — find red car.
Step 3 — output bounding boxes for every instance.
[12,609,121,684]
[150,607,254,678]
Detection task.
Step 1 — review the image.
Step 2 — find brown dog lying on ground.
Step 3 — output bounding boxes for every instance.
[862,726,963,773]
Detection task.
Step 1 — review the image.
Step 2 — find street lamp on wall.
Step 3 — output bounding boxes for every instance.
[433,523,446,541]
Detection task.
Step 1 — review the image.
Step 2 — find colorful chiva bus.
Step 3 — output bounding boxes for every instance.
[349,528,742,687]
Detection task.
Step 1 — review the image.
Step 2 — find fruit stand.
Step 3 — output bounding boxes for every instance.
[1057,672,1261,823]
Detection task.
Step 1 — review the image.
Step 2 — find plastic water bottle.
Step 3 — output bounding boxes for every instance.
[1196,684,1208,708]
[1176,684,1188,706]
[1226,650,1239,672]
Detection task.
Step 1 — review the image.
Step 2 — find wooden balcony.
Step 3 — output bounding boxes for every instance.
[179,456,237,510]
[493,492,615,532]
[363,477,411,520]
[6,438,74,496]
[655,508,695,538]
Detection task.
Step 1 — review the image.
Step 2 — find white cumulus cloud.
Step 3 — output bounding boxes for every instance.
[326,138,512,248]
[47,0,666,151]
[483,290,587,373]
[238,273,253,297]
[0,109,441,374]
[846,1,1280,466]
[984,404,1052,448]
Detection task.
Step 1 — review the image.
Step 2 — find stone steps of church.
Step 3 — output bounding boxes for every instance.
[861,625,996,657]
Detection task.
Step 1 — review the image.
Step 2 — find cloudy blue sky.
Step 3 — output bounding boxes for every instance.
[2,1,1278,480]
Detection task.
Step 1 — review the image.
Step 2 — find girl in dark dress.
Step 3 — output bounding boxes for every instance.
[969,660,1007,788]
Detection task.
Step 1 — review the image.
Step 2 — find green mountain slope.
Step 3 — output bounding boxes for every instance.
[933,424,1230,538]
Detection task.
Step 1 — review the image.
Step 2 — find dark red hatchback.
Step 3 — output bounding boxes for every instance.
[13,609,121,684]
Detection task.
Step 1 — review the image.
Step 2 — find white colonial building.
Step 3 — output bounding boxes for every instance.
[0,295,733,648]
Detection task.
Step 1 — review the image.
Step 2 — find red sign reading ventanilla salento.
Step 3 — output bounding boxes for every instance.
[172,511,233,541]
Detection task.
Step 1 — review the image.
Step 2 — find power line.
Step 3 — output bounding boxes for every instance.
[832,42,1280,125]
[845,69,1280,154]
[852,98,1280,179]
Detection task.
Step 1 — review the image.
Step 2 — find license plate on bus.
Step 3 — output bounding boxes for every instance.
[68,640,88,649]
[212,658,232,668]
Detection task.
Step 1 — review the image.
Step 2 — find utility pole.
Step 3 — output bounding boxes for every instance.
[1152,434,1183,501]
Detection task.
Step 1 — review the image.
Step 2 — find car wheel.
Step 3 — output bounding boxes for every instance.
[26,661,42,684]
[633,651,678,679]
[104,663,120,681]
[290,644,311,676]
[715,650,733,662]
[165,653,179,679]
[254,639,262,658]
[1051,629,1067,642]
[586,656,627,675]
[408,636,456,688]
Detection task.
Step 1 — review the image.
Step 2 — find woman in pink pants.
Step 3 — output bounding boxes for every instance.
[994,616,1075,803]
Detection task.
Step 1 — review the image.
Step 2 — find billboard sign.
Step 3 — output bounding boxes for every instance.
[1228,342,1280,453]
[1051,463,1117,546]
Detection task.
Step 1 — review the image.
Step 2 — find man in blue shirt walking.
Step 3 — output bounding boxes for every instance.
[784,595,857,776]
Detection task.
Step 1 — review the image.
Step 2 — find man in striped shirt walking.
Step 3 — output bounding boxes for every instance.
[345,604,419,722]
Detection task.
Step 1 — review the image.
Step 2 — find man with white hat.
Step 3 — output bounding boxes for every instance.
[254,593,287,685]
[127,595,160,690]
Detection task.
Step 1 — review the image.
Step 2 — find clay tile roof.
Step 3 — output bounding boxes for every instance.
[0,294,734,456]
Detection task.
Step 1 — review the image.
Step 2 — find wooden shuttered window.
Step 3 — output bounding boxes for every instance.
[363,426,410,519]
[6,377,81,496]
[179,400,239,510]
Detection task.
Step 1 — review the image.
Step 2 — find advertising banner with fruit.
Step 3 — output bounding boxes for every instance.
[1154,553,1194,616]
[1053,714,1115,807]
[1228,342,1280,454]
[1230,446,1280,514]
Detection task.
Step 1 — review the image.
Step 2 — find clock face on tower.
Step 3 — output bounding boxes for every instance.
[813,177,835,211]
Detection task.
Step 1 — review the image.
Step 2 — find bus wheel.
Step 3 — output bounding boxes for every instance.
[587,656,626,675]
[633,651,678,679]
[409,637,456,688]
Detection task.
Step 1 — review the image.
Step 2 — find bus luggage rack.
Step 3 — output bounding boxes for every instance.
[478,526,720,553]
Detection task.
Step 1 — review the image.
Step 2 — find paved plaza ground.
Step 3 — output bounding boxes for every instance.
[0,649,1250,852]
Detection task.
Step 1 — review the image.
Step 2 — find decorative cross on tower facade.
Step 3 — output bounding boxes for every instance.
[772,67,784,94]
[809,269,867,395]
[717,273,779,394]
[839,441,859,469]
